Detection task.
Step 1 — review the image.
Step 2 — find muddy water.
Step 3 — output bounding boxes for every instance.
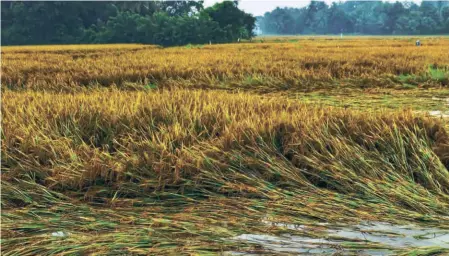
[231,221,449,255]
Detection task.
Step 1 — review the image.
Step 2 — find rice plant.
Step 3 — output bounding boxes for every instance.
[1,38,449,255]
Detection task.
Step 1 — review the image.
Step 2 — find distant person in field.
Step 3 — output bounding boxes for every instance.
[416,40,421,46]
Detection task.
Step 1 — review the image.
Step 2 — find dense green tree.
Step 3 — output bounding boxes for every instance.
[3,0,447,45]
[384,2,406,34]
[1,2,86,44]
[328,3,352,34]
[1,1,254,46]
[442,7,449,33]
[158,1,204,16]
[262,8,296,34]
[304,1,329,34]
[257,1,449,35]
[204,1,255,40]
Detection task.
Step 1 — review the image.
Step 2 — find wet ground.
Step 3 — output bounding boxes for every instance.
[231,221,449,255]
[429,110,449,118]
[284,89,449,113]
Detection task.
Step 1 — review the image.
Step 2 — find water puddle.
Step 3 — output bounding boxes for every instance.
[231,221,449,255]
[327,222,449,249]
[428,97,449,118]
[431,97,449,105]
[50,231,70,237]
[428,110,449,118]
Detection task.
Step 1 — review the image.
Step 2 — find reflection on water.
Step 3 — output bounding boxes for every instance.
[231,221,449,255]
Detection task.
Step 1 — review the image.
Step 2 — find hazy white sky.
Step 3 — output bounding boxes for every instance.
[203,0,423,16]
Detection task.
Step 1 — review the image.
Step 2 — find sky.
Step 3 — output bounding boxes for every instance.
[203,0,423,16]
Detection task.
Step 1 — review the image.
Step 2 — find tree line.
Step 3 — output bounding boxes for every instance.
[257,1,449,35]
[1,1,255,46]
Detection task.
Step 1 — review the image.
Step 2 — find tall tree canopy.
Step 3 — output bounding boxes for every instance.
[257,1,449,35]
[1,1,255,46]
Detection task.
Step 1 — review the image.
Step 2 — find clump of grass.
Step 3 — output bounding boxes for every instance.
[144,82,158,90]
[185,44,204,49]
[428,66,449,85]
[396,66,449,88]
[397,73,417,83]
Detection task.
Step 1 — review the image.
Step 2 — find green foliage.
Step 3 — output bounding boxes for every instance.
[397,73,417,83]
[204,1,256,40]
[428,67,449,85]
[257,1,449,35]
[144,83,158,90]
[397,66,448,87]
[185,44,204,49]
[1,1,255,46]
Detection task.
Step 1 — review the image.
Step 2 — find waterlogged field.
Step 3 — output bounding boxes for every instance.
[2,38,449,255]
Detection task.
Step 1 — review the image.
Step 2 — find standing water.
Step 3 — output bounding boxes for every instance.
[230,221,449,255]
